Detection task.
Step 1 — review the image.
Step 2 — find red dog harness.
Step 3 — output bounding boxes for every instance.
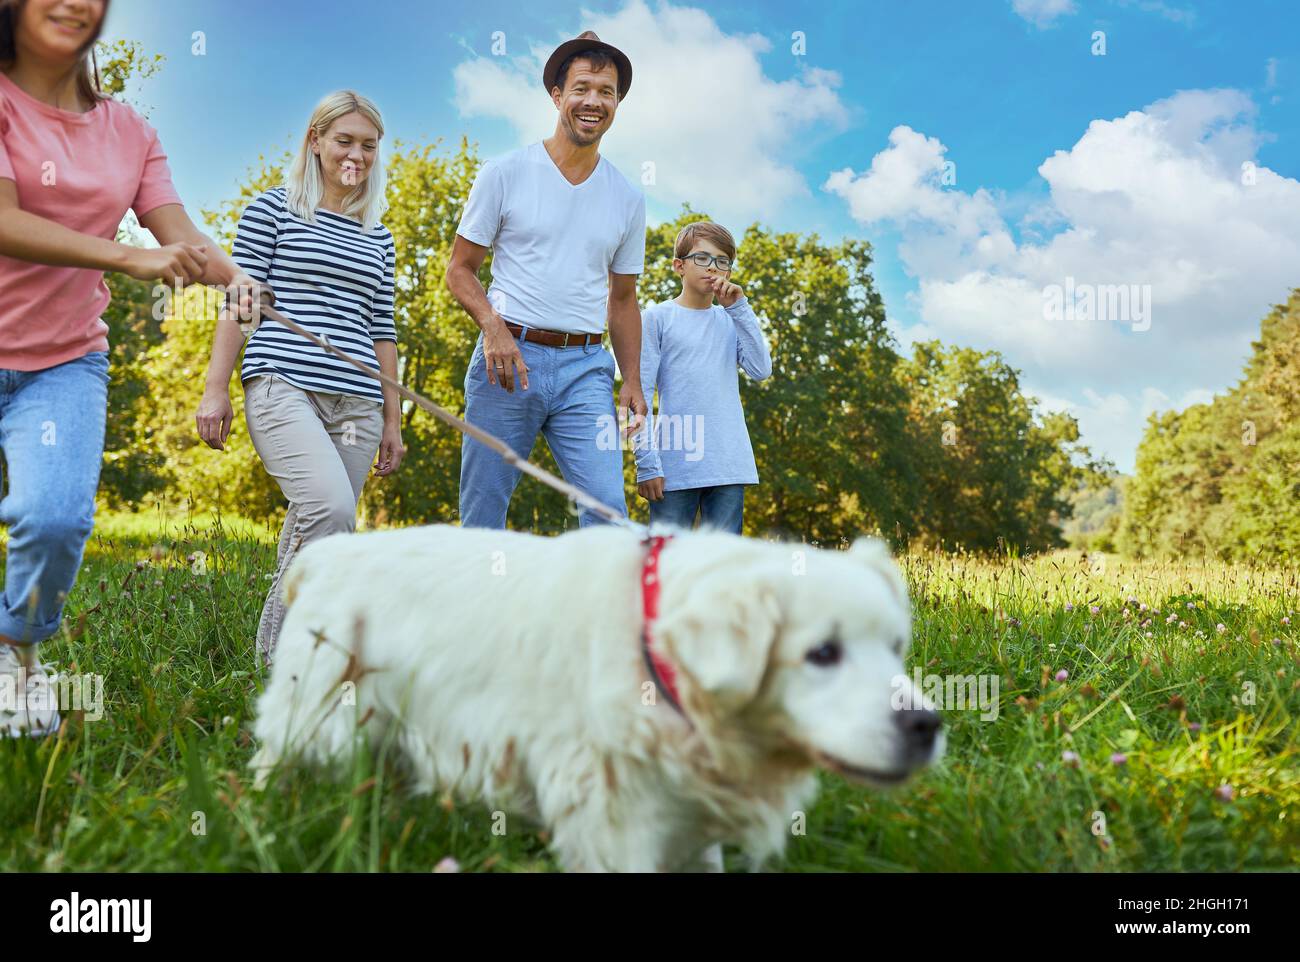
[640,534,683,715]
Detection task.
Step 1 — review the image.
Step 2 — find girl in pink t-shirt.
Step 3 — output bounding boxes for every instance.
[0,0,263,737]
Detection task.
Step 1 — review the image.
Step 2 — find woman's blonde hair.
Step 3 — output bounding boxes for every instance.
[287,90,387,232]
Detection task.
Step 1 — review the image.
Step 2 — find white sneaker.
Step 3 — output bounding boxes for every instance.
[0,643,62,738]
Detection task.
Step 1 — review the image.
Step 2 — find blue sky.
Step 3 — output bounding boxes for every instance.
[104,0,1299,471]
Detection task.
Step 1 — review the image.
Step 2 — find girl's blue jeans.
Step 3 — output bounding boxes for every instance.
[0,351,109,644]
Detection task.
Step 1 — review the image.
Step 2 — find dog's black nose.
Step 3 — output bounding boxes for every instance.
[895,707,941,756]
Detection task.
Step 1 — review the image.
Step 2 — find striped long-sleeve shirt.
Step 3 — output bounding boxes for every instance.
[233,186,397,402]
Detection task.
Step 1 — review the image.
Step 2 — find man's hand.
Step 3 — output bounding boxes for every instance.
[483,316,529,393]
[619,380,647,438]
[638,476,665,502]
[709,275,744,307]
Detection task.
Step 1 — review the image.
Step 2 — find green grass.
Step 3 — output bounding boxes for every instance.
[2,511,1297,871]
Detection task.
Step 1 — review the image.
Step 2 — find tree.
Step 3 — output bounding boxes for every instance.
[96,39,172,508]
[1119,289,1300,559]
[900,341,1108,551]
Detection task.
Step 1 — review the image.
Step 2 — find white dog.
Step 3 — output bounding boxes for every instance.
[251,524,943,872]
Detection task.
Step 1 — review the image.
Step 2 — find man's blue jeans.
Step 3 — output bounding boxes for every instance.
[0,351,109,644]
[460,332,627,529]
[649,484,746,534]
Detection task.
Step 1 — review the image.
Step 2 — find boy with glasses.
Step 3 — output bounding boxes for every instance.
[634,222,771,533]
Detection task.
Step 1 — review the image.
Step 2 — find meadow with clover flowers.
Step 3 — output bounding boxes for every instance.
[2,509,1295,872]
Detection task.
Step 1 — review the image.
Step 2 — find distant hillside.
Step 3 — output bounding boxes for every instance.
[1062,475,1126,551]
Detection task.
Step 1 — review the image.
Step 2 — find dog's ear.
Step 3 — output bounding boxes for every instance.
[656,572,782,715]
[848,537,909,608]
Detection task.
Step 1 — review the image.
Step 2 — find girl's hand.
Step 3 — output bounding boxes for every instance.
[375,422,406,476]
[195,386,234,450]
[126,242,209,286]
[709,275,744,307]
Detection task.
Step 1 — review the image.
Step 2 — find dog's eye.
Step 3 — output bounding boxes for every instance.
[805,641,843,667]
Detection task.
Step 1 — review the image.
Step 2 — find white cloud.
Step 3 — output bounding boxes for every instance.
[1114,0,1198,26]
[451,0,848,225]
[826,88,1300,471]
[824,127,1005,239]
[1014,0,1197,30]
[1011,0,1077,28]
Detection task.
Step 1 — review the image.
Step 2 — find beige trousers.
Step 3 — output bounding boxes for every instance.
[243,374,384,665]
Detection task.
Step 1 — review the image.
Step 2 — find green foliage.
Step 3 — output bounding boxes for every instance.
[1120,290,1300,560]
[95,39,164,109]
[357,139,518,529]
[900,341,1109,551]
[100,271,169,505]
[96,40,171,505]
[111,154,291,524]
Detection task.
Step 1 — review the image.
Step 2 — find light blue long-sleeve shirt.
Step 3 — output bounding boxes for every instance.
[634,296,772,490]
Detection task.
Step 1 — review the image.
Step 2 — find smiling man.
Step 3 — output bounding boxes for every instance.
[445,31,647,529]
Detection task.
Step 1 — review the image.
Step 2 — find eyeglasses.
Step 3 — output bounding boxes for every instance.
[680,251,733,271]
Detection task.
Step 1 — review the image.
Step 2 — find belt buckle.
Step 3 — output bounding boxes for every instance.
[561,331,571,348]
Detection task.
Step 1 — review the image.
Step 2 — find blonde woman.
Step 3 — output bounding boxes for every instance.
[196,90,405,665]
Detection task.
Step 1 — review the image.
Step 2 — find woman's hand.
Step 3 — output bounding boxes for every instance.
[375,422,406,476]
[225,272,273,334]
[195,385,235,450]
[124,242,209,286]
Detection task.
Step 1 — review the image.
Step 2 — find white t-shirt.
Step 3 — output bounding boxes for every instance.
[456,141,646,335]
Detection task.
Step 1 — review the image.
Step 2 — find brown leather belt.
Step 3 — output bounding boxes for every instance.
[504,321,603,348]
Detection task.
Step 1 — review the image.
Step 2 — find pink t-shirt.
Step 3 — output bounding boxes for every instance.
[0,71,182,370]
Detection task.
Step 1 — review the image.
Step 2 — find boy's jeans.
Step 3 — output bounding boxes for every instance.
[460,332,627,529]
[649,484,745,534]
[0,351,110,644]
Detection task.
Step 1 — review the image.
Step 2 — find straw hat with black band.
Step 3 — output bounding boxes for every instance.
[542,30,633,101]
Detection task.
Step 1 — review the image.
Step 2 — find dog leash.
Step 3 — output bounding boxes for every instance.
[250,301,649,535]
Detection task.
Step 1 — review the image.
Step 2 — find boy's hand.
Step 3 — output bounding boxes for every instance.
[619,381,647,437]
[709,275,744,307]
[638,477,665,502]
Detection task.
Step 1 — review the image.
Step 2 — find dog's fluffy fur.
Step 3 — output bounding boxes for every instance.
[251,524,942,871]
